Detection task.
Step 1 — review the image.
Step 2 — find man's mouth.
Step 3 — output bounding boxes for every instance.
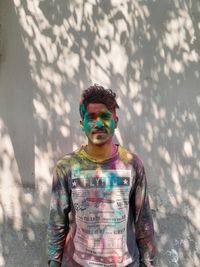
[92,129,107,134]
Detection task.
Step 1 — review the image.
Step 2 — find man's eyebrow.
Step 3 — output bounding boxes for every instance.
[101,111,111,115]
[101,110,111,114]
[86,111,111,117]
[87,112,96,116]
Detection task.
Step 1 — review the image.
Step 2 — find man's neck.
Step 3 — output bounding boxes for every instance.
[84,142,117,161]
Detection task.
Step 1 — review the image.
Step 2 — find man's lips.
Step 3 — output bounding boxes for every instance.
[92,131,106,134]
[92,129,107,134]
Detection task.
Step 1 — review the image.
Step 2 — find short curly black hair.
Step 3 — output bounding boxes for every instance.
[79,84,119,118]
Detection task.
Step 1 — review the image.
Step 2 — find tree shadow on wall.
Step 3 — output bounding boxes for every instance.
[1,0,200,266]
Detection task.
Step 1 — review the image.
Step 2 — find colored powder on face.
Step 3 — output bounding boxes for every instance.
[80,103,87,118]
[109,118,115,133]
[82,110,115,134]
[83,112,92,132]
[95,119,104,127]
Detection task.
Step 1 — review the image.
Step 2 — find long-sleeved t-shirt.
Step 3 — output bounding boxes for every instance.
[47,145,156,267]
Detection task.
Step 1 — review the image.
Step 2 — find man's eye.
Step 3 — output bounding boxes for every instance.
[101,114,110,120]
[87,116,95,122]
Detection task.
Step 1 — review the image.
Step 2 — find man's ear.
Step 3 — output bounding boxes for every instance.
[80,120,85,132]
[114,116,118,128]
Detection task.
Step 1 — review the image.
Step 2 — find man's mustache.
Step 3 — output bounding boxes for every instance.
[92,127,108,134]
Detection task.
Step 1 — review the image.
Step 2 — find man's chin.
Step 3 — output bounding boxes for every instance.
[90,137,110,146]
[92,140,107,146]
[87,134,113,146]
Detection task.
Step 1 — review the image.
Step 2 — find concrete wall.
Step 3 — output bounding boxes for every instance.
[0,0,200,266]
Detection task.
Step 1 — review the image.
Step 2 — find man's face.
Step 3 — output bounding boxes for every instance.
[81,103,118,146]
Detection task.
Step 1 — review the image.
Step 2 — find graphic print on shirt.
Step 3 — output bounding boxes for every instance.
[71,168,133,266]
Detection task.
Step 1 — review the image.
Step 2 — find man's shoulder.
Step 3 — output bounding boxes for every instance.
[55,147,82,172]
[118,145,144,168]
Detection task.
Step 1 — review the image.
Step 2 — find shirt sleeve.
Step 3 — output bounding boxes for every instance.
[47,163,71,265]
[132,158,156,267]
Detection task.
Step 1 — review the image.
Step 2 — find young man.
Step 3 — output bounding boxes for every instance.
[47,84,156,267]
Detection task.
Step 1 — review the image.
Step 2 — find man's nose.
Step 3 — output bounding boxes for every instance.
[95,118,104,127]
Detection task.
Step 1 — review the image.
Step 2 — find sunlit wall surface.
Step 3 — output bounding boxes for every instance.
[0,0,200,266]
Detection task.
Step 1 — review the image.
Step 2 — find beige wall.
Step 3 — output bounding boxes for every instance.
[0,0,200,266]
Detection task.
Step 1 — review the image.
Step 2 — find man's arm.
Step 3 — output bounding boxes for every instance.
[48,260,61,267]
[132,158,156,267]
[47,164,70,266]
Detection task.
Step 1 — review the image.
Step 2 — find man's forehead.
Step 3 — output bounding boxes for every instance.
[86,103,110,113]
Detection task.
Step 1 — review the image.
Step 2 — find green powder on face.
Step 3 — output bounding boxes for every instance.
[80,103,87,119]
[96,119,104,127]
[109,118,115,133]
[82,108,116,134]
[83,112,92,132]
